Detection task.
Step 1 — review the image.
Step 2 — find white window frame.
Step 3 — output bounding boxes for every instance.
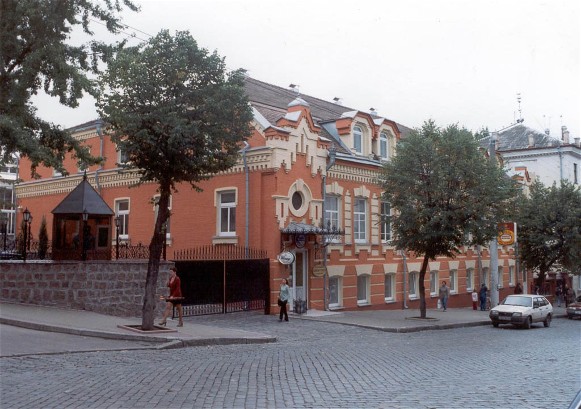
[482,268,489,287]
[324,195,340,243]
[217,190,236,237]
[430,271,438,296]
[117,145,128,166]
[329,276,341,309]
[466,268,474,291]
[509,266,515,286]
[450,270,457,294]
[115,199,130,240]
[498,266,504,289]
[409,272,418,299]
[384,273,395,302]
[380,131,389,160]
[353,198,367,244]
[357,274,370,306]
[353,125,363,154]
[380,202,391,243]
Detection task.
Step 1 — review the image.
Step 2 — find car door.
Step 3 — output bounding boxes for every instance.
[531,297,543,322]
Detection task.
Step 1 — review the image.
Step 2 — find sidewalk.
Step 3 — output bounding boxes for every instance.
[0,302,569,350]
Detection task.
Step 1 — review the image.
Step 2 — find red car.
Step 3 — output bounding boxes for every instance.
[566,295,581,320]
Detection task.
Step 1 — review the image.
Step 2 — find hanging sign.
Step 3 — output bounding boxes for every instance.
[497,222,517,246]
[277,251,295,265]
[295,234,306,248]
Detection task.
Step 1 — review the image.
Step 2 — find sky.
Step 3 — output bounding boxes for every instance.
[34,0,581,139]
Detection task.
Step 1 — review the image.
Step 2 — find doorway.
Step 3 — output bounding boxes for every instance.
[290,249,308,311]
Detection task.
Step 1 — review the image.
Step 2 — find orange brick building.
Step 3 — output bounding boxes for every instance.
[15,77,524,312]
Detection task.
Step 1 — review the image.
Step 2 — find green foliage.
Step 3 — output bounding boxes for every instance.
[517,180,581,283]
[38,216,49,260]
[0,0,138,176]
[96,30,253,329]
[380,120,518,259]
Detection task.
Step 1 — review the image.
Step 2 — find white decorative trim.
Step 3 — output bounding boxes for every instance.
[355,264,373,276]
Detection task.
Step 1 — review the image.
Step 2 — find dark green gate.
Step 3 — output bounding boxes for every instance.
[173,245,270,316]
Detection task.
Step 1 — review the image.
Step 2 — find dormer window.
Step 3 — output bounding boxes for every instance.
[353,125,363,154]
[380,132,389,160]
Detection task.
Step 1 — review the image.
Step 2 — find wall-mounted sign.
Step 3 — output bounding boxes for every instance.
[312,266,327,277]
[277,251,295,265]
[497,222,517,246]
[295,234,306,248]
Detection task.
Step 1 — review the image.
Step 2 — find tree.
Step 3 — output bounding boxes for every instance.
[380,120,518,318]
[96,30,253,330]
[517,180,581,289]
[38,215,48,260]
[0,0,138,176]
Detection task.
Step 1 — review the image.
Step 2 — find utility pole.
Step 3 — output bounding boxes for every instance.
[489,132,499,308]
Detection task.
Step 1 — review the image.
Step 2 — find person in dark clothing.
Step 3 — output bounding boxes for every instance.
[479,283,488,311]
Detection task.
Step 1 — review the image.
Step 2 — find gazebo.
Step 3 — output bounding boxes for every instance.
[51,174,114,261]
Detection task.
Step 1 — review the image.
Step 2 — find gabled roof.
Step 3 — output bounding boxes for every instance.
[52,175,114,215]
[496,124,562,151]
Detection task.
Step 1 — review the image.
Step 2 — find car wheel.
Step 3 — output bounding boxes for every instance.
[543,314,552,327]
[523,316,531,329]
[493,322,499,328]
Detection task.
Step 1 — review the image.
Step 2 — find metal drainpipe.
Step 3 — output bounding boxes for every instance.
[242,142,250,258]
[95,121,104,193]
[322,147,336,311]
[401,249,408,309]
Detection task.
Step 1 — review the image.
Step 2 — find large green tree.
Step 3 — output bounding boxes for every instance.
[380,120,518,318]
[517,180,581,288]
[97,30,253,330]
[0,0,138,175]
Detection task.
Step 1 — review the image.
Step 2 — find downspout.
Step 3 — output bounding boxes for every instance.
[95,120,104,193]
[401,249,408,309]
[241,141,250,258]
[322,147,336,311]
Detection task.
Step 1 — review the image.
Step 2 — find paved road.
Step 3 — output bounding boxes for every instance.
[1,312,579,409]
[0,324,161,357]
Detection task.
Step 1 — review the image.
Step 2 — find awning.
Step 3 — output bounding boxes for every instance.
[280,221,343,236]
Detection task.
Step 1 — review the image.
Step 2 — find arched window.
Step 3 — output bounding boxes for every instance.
[353,125,363,154]
[380,132,389,159]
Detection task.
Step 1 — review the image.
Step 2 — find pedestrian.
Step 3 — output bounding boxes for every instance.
[555,285,563,307]
[471,288,478,310]
[514,282,523,294]
[278,278,290,322]
[479,283,488,311]
[439,281,450,311]
[159,267,184,327]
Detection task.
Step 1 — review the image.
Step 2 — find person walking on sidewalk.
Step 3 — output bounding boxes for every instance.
[278,278,290,322]
[479,283,488,311]
[471,288,478,310]
[159,267,184,327]
[439,281,450,311]
[514,282,523,294]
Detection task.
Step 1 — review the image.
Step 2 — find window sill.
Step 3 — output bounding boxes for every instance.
[357,301,370,306]
[212,236,238,245]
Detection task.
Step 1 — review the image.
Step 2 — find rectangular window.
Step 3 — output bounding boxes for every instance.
[574,163,578,184]
[380,202,391,243]
[115,199,130,239]
[118,145,128,165]
[353,198,367,243]
[482,268,489,287]
[380,132,388,159]
[409,272,418,298]
[329,276,340,308]
[509,266,515,286]
[353,126,363,154]
[450,270,457,293]
[219,190,236,236]
[430,271,438,295]
[498,266,504,288]
[324,196,339,229]
[384,274,395,301]
[466,268,474,291]
[357,275,369,305]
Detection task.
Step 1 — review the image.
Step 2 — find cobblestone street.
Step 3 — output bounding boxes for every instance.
[1,312,579,409]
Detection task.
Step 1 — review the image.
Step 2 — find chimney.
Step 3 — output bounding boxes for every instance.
[528,133,535,148]
[562,126,570,144]
[333,97,342,105]
[544,129,550,136]
[574,137,580,147]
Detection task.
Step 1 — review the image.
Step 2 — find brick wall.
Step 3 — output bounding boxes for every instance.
[0,261,173,317]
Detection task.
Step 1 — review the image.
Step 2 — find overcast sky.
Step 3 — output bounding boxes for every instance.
[34,0,580,139]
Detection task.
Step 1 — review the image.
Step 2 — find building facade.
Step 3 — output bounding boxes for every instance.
[15,77,524,312]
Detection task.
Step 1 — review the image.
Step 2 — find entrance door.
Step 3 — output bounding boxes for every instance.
[290,250,308,311]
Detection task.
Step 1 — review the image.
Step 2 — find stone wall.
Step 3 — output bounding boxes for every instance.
[0,260,173,317]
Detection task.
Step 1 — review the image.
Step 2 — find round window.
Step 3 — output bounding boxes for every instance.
[291,191,303,211]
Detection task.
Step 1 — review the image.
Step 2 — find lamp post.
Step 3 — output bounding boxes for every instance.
[22,208,31,261]
[82,209,89,261]
[114,216,120,260]
[27,215,33,253]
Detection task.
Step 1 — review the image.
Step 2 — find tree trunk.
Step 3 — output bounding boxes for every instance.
[141,185,171,330]
[419,255,430,318]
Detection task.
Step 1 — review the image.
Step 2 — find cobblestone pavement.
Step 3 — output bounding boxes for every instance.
[1,312,579,409]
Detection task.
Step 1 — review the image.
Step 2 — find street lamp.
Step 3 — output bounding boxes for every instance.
[82,209,89,261]
[22,208,31,261]
[114,216,120,260]
[27,215,33,252]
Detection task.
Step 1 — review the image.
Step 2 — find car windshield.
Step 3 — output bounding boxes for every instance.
[502,295,532,307]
